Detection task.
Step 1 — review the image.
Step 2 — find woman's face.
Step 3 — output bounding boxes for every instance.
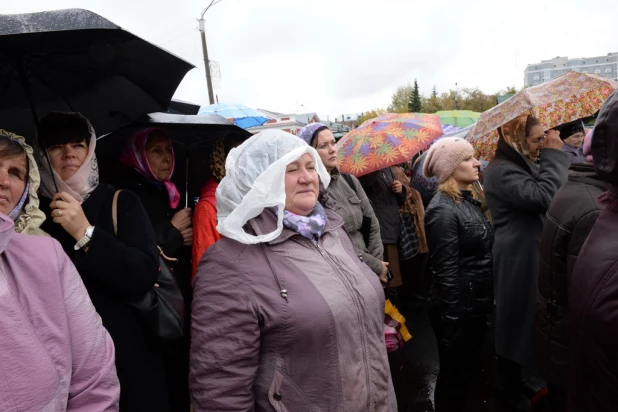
[48,140,89,181]
[146,134,174,180]
[564,132,585,148]
[452,155,481,187]
[0,153,27,216]
[284,153,319,216]
[526,125,545,161]
[314,129,338,172]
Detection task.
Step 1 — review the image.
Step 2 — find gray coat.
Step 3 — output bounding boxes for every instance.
[484,138,569,366]
[328,171,384,275]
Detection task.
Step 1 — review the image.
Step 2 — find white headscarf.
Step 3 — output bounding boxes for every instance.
[38,116,99,203]
[216,129,331,245]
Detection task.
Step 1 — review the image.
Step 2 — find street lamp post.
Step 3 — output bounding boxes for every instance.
[198,0,223,105]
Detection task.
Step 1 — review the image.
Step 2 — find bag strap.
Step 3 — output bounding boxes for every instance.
[341,173,357,196]
[112,190,121,237]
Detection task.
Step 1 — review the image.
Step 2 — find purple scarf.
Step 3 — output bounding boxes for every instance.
[283,202,327,245]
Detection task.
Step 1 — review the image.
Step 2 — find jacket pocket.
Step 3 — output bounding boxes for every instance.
[347,194,362,205]
[268,369,316,412]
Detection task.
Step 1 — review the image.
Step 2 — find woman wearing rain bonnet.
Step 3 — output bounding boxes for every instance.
[190,130,397,411]
[0,130,46,234]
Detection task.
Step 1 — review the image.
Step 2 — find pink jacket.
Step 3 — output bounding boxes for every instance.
[0,214,119,411]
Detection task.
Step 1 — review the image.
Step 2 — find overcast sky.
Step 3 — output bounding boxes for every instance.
[3,0,617,119]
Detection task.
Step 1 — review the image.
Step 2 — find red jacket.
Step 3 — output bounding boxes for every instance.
[191,179,222,280]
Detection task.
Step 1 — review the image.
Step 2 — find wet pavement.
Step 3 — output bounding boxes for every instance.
[390,307,541,412]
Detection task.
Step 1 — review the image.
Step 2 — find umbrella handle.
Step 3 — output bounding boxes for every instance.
[18,64,59,193]
[185,157,189,208]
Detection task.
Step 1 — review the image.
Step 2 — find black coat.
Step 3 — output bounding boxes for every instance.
[358,167,406,244]
[535,164,606,392]
[40,184,171,411]
[484,138,569,366]
[121,171,192,302]
[425,190,494,349]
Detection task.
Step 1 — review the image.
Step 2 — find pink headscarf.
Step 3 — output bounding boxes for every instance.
[120,128,180,209]
[583,129,594,162]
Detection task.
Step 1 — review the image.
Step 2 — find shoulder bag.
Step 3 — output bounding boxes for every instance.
[112,190,185,340]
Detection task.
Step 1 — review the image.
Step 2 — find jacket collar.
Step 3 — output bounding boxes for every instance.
[249,201,344,246]
[568,163,607,191]
[495,137,539,176]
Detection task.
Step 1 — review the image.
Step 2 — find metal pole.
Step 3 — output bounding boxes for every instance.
[198,18,215,105]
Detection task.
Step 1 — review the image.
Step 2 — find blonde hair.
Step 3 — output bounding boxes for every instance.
[437,176,476,202]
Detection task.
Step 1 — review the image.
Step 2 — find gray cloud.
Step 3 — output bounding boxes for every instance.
[3,0,617,119]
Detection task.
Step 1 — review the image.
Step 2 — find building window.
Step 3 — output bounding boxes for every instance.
[595,69,601,74]
[606,68,612,73]
[583,69,588,73]
[280,117,290,121]
[266,119,277,124]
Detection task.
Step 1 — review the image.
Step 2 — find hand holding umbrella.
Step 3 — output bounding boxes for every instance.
[544,130,563,151]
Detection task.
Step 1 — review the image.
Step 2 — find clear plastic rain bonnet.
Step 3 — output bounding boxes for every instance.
[216,129,331,244]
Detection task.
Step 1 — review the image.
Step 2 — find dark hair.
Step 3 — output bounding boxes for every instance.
[525,115,541,137]
[38,112,91,148]
[310,126,330,148]
[145,129,171,147]
[0,135,28,174]
[224,134,247,155]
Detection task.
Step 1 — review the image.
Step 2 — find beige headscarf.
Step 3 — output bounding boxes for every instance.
[498,113,534,159]
[0,130,47,236]
[38,115,99,203]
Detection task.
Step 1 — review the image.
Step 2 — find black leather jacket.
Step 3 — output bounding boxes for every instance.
[425,190,494,348]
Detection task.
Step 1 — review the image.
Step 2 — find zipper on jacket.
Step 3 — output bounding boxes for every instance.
[316,242,326,258]
[314,239,372,410]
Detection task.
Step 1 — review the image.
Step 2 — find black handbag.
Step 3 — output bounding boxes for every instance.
[112,191,185,341]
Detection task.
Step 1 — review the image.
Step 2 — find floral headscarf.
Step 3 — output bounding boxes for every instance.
[498,113,534,159]
[38,114,99,203]
[0,130,47,235]
[120,127,180,209]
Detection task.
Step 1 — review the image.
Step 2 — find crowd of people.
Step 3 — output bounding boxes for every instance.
[1,88,618,412]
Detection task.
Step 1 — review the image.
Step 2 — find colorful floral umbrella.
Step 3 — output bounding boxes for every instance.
[337,113,443,177]
[467,72,618,161]
[436,110,480,128]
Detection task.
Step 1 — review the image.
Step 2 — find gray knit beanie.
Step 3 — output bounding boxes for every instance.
[423,137,475,183]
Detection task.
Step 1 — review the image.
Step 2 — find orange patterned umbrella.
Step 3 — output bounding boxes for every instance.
[337,113,443,177]
[467,71,617,161]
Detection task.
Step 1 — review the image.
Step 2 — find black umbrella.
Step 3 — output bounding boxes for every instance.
[96,112,252,206]
[169,99,201,115]
[0,8,195,141]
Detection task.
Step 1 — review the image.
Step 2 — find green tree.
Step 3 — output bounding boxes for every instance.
[459,87,496,112]
[431,85,439,99]
[410,79,423,112]
[423,85,443,113]
[357,108,387,124]
[500,86,519,95]
[388,83,414,113]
